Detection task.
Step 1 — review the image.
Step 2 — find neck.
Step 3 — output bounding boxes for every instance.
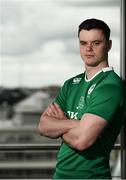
[85,62,109,80]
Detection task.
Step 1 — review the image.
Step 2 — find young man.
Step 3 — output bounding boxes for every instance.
[38,18,125,179]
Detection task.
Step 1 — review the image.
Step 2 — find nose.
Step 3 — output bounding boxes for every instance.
[86,43,93,51]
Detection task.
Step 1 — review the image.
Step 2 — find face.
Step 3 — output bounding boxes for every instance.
[79,29,112,67]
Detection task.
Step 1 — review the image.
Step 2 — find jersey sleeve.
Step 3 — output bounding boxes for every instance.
[85,84,123,123]
[53,80,69,112]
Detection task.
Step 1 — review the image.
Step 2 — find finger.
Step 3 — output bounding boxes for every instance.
[50,103,59,116]
[53,103,61,110]
[44,107,51,116]
[54,103,63,113]
[44,104,54,116]
[54,103,66,118]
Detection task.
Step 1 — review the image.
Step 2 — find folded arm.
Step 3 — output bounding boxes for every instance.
[62,113,108,151]
[38,103,79,139]
[38,103,108,151]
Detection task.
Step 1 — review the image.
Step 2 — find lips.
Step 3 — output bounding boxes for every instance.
[85,55,94,58]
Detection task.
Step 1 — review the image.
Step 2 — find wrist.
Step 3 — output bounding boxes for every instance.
[71,119,80,128]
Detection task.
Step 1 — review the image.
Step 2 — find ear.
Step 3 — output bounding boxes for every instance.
[107,40,112,51]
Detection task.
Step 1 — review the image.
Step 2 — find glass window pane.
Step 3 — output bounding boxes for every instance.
[0,0,121,179]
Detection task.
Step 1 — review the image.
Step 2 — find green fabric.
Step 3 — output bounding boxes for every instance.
[53,69,125,179]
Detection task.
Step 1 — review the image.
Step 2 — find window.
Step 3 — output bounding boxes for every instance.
[0,0,122,179]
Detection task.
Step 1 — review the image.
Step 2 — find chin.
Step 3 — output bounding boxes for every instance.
[85,62,100,67]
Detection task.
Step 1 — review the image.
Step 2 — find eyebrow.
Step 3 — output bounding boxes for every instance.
[79,40,103,43]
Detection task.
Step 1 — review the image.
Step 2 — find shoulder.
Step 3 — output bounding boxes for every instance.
[58,73,84,94]
[104,71,123,86]
[94,71,124,98]
[64,73,84,86]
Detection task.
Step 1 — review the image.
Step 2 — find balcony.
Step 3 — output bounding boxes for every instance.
[0,126,124,179]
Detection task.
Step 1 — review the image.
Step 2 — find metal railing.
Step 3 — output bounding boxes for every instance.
[0,127,124,179]
[0,143,122,179]
[0,143,121,151]
[0,143,60,151]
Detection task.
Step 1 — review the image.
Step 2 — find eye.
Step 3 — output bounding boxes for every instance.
[93,41,102,46]
[80,41,87,46]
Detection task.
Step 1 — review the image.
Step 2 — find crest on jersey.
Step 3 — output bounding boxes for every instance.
[72,77,81,84]
[87,84,96,95]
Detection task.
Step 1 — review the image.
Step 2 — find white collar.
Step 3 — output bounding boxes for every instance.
[102,66,113,72]
[85,67,113,82]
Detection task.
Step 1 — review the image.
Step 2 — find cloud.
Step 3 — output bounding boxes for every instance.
[0,0,22,25]
[0,0,75,56]
[0,0,120,56]
[0,0,121,87]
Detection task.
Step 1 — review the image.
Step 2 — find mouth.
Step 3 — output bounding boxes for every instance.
[85,55,94,58]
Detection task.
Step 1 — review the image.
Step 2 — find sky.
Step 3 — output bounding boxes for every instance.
[0,0,121,88]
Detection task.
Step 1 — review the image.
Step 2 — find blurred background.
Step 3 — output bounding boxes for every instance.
[0,0,123,179]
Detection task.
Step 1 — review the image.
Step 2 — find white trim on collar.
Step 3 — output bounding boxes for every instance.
[102,66,113,72]
[85,66,113,82]
[85,70,102,82]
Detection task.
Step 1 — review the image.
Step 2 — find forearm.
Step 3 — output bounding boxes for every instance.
[62,127,81,149]
[38,114,79,139]
[62,114,108,151]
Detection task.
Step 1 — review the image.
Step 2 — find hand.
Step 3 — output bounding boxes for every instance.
[44,103,67,120]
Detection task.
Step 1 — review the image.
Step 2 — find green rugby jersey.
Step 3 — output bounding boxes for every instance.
[53,67,125,179]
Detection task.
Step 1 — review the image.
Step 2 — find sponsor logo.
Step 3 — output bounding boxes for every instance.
[67,111,78,119]
[72,78,81,84]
